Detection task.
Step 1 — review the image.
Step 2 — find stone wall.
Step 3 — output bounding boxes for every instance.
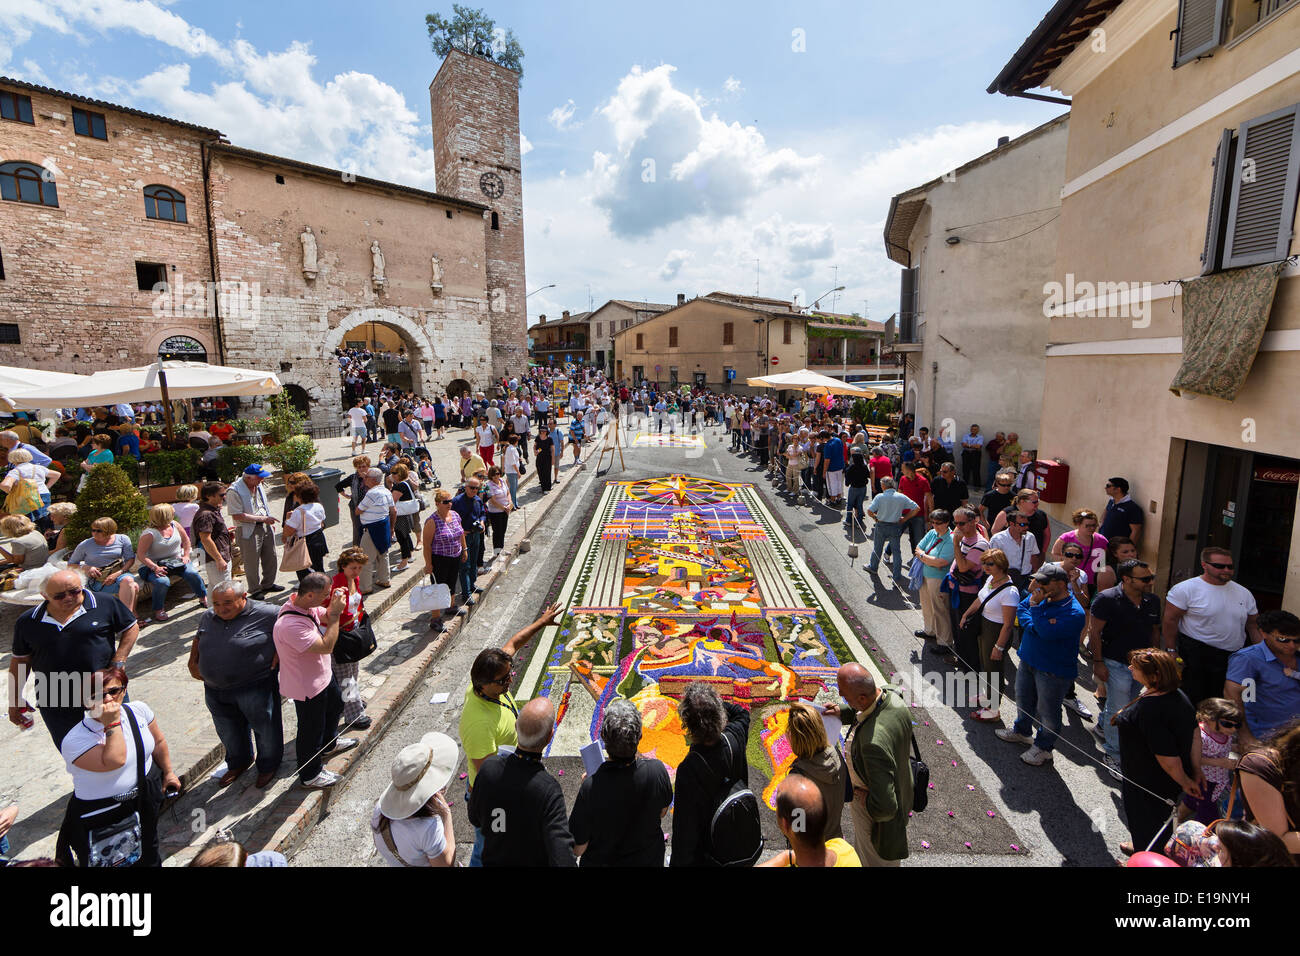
[208,148,494,427]
[0,82,220,372]
[429,49,528,380]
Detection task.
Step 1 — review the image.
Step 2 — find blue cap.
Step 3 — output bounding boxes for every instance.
[243,464,273,478]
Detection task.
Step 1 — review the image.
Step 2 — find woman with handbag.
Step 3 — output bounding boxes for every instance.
[422,490,466,620]
[959,548,1019,722]
[388,463,418,573]
[330,547,375,730]
[137,503,207,623]
[56,665,180,867]
[913,510,956,650]
[484,467,512,562]
[1,448,57,526]
[283,482,329,581]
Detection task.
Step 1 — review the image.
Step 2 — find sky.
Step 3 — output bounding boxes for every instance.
[0,0,1068,326]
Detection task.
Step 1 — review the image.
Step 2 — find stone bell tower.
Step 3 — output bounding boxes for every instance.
[430,48,527,380]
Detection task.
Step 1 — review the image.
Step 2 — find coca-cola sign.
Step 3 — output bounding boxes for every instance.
[1254,465,1300,485]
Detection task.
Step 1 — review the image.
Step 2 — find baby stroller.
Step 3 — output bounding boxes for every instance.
[410,447,441,490]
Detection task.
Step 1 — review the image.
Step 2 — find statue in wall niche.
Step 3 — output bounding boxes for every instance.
[371,240,386,287]
[430,254,443,292]
[300,226,318,277]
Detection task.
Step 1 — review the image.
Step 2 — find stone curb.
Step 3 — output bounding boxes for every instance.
[240,424,608,859]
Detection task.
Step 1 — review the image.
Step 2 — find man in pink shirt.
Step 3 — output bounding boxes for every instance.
[273,572,358,789]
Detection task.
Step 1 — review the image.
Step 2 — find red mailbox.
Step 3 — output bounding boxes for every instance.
[1032,460,1070,503]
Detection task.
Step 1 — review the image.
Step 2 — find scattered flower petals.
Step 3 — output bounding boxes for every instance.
[935,738,944,745]
[966,784,976,791]
[458,772,467,779]
[908,811,914,817]
[947,810,955,817]
[923,721,930,726]
[986,810,996,818]
[964,842,972,849]
[920,840,931,849]
[1010,844,1020,852]
[951,760,958,767]
[928,782,935,789]
[557,770,564,776]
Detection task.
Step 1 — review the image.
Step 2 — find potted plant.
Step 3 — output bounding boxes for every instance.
[142,447,202,504]
[268,434,318,476]
[216,444,268,483]
[64,462,149,549]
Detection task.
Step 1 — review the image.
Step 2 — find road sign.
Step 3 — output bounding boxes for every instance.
[770,356,780,367]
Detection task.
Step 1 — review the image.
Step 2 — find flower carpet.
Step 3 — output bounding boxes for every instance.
[631,432,707,449]
[519,474,884,806]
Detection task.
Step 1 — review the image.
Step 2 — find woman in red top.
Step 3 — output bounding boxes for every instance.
[900,461,931,552]
[331,545,371,730]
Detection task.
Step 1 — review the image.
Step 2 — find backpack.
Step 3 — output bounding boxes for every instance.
[5,473,43,516]
[692,737,763,867]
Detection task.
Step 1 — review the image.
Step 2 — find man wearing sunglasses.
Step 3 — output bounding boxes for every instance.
[1163,547,1262,707]
[8,568,139,748]
[1225,609,1300,753]
[1087,559,1162,776]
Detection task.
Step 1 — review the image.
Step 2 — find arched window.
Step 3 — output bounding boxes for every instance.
[0,162,57,207]
[144,184,187,223]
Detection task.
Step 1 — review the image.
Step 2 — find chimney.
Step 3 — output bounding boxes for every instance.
[562,310,570,320]
[997,135,1010,147]
[538,314,546,323]
[676,293,686,306]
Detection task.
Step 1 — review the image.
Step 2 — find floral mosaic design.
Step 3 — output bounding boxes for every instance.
[527,475,872,787]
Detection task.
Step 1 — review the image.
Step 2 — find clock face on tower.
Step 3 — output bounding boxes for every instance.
[479,172,505,200]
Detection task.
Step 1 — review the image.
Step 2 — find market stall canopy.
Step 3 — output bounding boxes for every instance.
[4,361,283,410]
[745,368,874,397]
[0,366,90,412]
[853,381,903,399]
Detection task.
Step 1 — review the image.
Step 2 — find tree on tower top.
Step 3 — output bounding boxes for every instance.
[426,5,524,80]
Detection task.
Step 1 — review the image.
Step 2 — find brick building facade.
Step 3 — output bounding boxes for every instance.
[0,78,221,371]
[0,49,527,425]
[430,49,528,380]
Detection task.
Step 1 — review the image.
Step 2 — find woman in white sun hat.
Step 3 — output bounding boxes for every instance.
[371,732,459,867]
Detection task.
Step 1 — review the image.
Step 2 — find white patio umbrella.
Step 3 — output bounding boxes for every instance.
[6,360,282,409]
[745,368,873,397]
[0,366,89,412]
[6,360,283,442]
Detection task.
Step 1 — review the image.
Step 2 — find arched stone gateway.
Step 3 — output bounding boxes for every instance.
[327,308,439,399]
[445,378,472,399]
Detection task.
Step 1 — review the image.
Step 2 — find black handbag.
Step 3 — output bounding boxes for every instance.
[909,734,930,814]
[334,613,378,664]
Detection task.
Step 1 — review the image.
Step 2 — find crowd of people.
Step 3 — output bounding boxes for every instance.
[3,362,1296,870]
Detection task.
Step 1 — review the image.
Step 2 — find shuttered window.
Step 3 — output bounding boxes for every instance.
[722,321,733,344]
[1173,0,1226,68]
[669,326,678,347]
[1200,129,1235,275]
[636,333,644,350]
[1222,103,1300,269]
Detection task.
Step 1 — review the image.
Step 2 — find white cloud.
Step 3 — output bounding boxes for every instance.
[723,75,742,95]
[547,98,578,131]
[659,249,690,281]
[591,64,820,238]
[520,133,533,156]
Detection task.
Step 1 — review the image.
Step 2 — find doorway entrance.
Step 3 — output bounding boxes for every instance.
[1172,442,1298,611]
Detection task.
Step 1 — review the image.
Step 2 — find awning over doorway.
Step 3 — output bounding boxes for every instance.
[1169,261,1287,401]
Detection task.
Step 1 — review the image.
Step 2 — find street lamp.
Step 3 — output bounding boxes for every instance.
[811,285,845,311]
[527,283,556,298]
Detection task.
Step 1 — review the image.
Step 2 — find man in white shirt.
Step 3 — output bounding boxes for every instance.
[960,425,985,488]
[1162,546,1261,706]
[347,401,369,454]
[989,513,1041,588]
[510,409,531,463]
[356,469,397,593]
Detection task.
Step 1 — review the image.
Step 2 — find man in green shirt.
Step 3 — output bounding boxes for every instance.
[459,602,561,866]
[829,662,913,866]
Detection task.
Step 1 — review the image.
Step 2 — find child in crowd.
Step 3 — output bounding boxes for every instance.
[1181,697,1242,824]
